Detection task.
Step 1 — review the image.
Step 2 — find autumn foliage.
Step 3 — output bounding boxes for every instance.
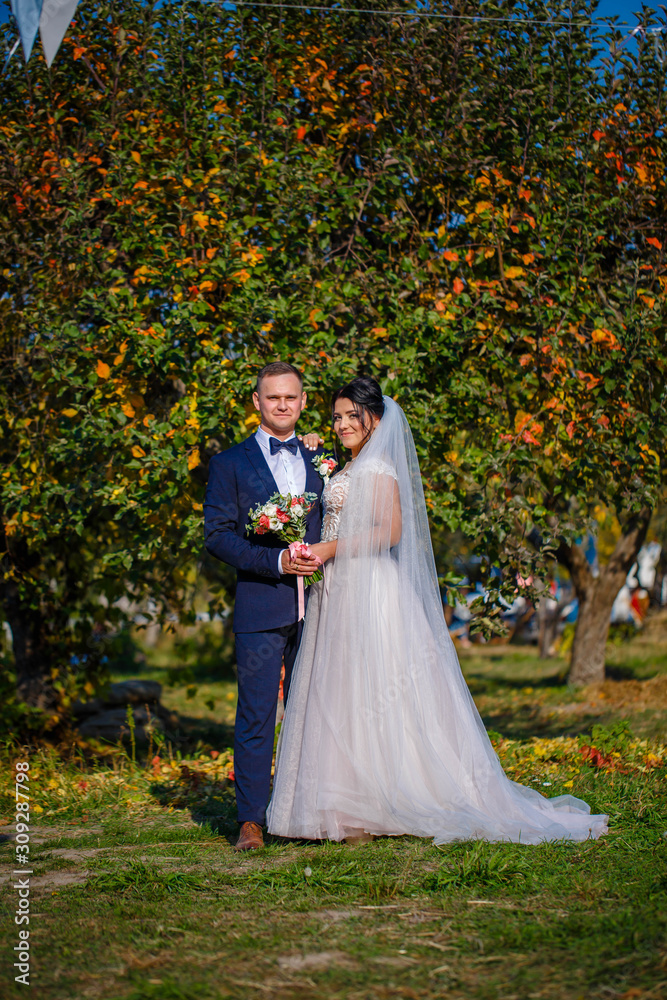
[1,0,666,729]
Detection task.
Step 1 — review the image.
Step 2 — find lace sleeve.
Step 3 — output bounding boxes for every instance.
[339,456,402,553]
[356,458,399,481]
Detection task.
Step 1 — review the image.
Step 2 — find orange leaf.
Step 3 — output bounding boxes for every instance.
[188,450,200,470]
[592,129,605,141]
[592,328,620,350]
[452,278,464,295]
[131,445,146,458]
[296,126,307,141]
[647,237,662,250]
[96,360,110,379]
[515,412,532,433]
[576,370,602,388]
[443,250,459,262]
[566,421,575,439]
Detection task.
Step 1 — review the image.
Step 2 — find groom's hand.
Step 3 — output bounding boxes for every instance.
[280,549,318,575]
[298,432,324,451]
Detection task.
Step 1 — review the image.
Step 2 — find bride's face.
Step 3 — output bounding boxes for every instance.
[333,397,380,455]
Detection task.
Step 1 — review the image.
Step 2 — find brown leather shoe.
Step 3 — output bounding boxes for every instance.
[234,821,264,851]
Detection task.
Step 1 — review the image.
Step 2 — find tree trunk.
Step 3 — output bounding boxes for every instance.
[3,578,59,712]
[559,507,652,686]
[567,574,623,685]
[1,521,60,712]
[652,543,667,607]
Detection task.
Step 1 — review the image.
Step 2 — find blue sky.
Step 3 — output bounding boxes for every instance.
[0,2,663,46]
[0,2,663,26]
[596,0,661,25]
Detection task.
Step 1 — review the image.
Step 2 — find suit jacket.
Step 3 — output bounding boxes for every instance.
[203,434,325,633]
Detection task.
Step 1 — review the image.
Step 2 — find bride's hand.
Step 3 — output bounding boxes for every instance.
[298,432,324,451]
[307,541,336,564]
[281,549,318,575]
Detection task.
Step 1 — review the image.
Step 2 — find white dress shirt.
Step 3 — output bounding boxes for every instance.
[255,426,307,575]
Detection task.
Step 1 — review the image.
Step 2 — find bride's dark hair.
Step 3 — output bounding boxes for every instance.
[331,375,385,464]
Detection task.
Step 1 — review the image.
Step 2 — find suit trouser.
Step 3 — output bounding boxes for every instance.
[234,620,303,825]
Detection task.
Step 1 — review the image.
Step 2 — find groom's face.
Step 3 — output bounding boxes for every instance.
[253,374,307,438]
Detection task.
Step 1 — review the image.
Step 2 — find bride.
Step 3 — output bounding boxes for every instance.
[266,375,608,845]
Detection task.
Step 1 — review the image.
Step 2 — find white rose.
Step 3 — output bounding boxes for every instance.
[265,503,278,516]
[291,504,304,516]
[269,517,283,531]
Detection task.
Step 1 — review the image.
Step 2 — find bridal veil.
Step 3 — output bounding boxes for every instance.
[267,395,608,845]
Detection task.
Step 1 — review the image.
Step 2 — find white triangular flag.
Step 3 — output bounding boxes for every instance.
[39,0,80,68]
[10,0,43,62]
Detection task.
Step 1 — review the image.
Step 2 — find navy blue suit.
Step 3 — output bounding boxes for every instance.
[203,433,324,825]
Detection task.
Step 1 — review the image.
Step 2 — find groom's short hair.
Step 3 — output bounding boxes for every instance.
[256,361,303,393]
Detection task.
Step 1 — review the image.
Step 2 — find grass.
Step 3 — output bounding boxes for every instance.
[85,858,208,897]
[458,612,667,742]
[1,615,666,999]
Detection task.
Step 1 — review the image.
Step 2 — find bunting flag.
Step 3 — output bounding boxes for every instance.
[10,0,42,62]
[9,0,80,67]
[39,0,81,68]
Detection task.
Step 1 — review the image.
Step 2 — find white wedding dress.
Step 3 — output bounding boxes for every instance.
[266,397,608,845]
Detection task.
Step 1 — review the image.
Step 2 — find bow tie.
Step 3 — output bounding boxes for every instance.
[269,436,298,456]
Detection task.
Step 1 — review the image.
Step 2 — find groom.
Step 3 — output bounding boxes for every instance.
[203,361,324,851]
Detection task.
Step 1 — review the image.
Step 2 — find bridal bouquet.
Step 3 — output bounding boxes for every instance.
[246,491,323,587]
